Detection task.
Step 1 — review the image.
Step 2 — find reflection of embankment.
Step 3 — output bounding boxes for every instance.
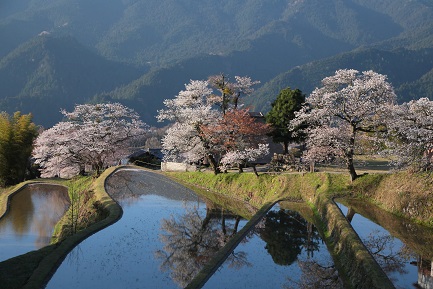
[338,198,433,288]
[0,184,69,257]
[270,203,344,289]
[339,198,433,260]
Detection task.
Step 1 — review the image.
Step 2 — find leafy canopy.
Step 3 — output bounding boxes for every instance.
[266,87,305,153]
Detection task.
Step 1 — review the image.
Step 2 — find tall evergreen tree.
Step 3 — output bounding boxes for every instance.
[266,87,305,154]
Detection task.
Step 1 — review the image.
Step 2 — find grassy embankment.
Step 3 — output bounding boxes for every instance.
[167,170,433,227]
[167,170,433,289]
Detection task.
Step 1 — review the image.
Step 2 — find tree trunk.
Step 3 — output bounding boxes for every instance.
[252,164,259,177]
[201,207,211,230]
[233,216,241,234]
[347,157,358,182]
[221,210,227,236]
[238,163,244,173]
[309,160,315,173]
[233,92,240,110]
[207,154,220,175]
[346,207,356,222]
[347,125,358,182]
[283,141,289,154]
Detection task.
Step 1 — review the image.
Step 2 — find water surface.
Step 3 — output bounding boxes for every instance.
[336,199,433,289]
[0,184,69,262]
[203,203,342,289]
[46,169,247,289]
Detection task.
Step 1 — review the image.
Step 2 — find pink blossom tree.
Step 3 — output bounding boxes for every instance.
[293,69,396,181]
[33,103,148,177]
[157,76,265,174]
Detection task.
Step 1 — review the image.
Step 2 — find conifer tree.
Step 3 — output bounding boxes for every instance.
[266,87,305,154]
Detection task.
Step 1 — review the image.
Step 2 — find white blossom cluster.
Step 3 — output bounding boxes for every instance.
[219,144,270,171]
[157,80,219,163]
[33,103,148,177]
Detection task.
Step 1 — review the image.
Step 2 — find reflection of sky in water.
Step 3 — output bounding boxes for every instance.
[336,202,418,289]
[204,203,338,289]
[0,184,69,262]
[46,169,246,289]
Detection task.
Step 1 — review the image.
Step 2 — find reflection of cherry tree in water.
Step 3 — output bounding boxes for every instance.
[363,229,414,276]
[258,209,321,266]
[104,171,147,206]
[285,258,344,289]
[156,203,250,287]
[345,207,415,279]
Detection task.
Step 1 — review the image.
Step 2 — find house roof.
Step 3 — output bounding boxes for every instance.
[248,111,264,118]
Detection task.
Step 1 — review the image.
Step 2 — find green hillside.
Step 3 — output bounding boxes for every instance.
[2,0,430,65]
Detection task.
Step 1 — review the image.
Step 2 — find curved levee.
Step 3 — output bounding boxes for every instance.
[23,167,123,289]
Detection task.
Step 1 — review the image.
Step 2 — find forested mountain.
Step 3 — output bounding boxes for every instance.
[247,47,433,112]
[1,0,433,126]
[0,35,144,125]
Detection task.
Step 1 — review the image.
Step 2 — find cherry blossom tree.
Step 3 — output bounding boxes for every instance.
[157,79,221,171]
[219,144,270,176]
[33,103,147,178]
[293,69,396,181]
[385,98,433,171]
[157,76,264,174]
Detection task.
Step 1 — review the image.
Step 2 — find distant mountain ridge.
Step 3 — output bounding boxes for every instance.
[1,0,433,126]
[0,35,144,126]
[2,0,431,64]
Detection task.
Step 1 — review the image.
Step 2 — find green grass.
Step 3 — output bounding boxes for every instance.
[166,171,351,207]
